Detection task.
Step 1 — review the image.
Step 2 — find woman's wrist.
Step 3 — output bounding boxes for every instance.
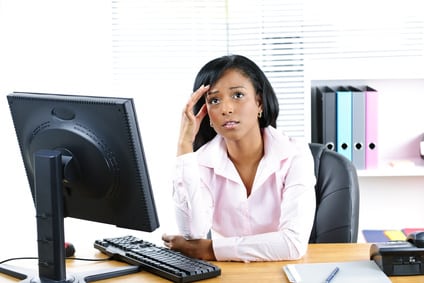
[177,140,194,156]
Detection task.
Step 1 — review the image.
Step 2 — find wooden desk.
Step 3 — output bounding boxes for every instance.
[1,243,424,282]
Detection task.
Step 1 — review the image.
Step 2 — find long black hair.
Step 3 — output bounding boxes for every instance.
[192,54,279,151]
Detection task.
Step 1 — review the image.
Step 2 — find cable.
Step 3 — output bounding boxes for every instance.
[0,256,113,265]
[0,257,38,264]
[67,256,113,262]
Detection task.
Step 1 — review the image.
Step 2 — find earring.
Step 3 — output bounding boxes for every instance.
[258,111,263,118]
[210,121,213,127]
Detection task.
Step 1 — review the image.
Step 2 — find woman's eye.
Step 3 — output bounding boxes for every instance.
[208,97,220,105]
[233,92,244,99]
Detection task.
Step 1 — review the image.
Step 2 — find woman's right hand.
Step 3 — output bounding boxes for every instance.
[177,85,210,156]
[162,234,216,261]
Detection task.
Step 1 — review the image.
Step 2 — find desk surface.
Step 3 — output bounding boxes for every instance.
[1,243,424,282]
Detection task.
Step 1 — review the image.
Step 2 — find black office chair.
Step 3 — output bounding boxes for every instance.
[308,143,360,243]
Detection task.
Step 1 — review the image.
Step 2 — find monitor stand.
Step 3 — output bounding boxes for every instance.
[0,263,140,283]
[0,150,140,282]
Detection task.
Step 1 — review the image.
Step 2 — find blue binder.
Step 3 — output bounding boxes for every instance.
[336,87,352,161]
[362,230,389,243]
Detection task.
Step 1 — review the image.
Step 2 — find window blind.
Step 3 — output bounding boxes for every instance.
[112,0,424,140]
[226,0,306,138]
[111,0,228,93]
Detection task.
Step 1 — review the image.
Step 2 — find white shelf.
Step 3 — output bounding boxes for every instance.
[357,158,424,177]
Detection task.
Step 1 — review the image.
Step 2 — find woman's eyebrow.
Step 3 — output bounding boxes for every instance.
[206,90,219,96]
[229,86,245,90]
[207,86,245,96]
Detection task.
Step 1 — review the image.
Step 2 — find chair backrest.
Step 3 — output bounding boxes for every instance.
[308,143,360,243]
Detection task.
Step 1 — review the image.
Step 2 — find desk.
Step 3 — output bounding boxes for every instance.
[1,243,424,282]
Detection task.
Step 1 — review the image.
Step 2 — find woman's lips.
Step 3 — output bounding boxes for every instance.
[222,121,239,129]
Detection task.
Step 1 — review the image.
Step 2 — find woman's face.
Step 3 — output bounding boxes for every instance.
[205,69,262,142]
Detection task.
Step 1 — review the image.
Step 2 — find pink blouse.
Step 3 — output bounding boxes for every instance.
[172,126,316,262]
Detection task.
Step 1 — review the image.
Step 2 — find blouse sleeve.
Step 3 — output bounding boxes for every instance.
[172,152,213,239]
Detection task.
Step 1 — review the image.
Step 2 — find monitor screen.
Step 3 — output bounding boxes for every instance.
[5,91,160,282]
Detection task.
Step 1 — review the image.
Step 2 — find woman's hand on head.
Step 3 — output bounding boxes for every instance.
[162,234,216,261]
[177,85,210,156]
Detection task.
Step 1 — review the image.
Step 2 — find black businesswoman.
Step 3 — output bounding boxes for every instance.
[162,55,316,262]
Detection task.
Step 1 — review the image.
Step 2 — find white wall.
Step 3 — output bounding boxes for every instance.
[0,0,180,260]
[359,177,424,230]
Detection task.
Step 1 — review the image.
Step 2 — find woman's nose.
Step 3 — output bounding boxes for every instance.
[221,100,233,115]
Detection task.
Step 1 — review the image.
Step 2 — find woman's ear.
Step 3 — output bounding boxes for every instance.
[256,93,263,111]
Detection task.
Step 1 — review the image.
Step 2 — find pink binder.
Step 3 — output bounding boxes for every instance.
[365,86,378,169]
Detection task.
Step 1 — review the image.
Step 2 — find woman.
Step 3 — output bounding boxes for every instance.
[162,54,316,262]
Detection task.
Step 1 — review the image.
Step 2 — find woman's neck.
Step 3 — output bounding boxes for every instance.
[226,130,264,196]
[227,138,263,165]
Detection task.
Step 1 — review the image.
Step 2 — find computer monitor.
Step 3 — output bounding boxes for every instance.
[2,92,160,282]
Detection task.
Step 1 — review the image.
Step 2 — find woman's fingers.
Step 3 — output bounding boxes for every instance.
[195,103,208,122]
[185,85,210,117]
[177,85,210,155]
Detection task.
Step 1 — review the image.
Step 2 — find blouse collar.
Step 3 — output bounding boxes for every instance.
[196,127,297,182]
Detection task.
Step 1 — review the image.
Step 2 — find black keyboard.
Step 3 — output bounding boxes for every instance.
[94,235,221,283]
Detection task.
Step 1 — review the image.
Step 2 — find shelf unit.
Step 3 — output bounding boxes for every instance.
[301,36,424,239]
[311,78,424,177]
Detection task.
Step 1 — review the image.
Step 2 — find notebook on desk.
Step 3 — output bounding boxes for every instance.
[282,260,390,283]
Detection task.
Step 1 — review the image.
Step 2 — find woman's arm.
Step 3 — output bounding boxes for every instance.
[162,235,216,261]
[164,151,216,260]
[177,85,209,156]
[171,152,214,239]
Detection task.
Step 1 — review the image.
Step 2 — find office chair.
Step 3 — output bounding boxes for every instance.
[308,143,360,243]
